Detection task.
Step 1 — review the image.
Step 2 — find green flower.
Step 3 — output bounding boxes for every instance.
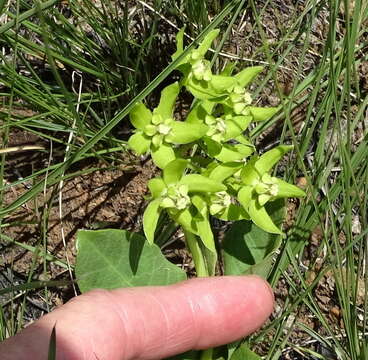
[143,159,226,248]
[191,59,212,82]
[229,85,253,115]
[128,82,208,168]
[237,145,306,234]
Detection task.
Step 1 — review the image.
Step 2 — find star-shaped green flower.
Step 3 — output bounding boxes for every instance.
[143,159,226,252]
[237,145,306,234]
[128,82,208,169]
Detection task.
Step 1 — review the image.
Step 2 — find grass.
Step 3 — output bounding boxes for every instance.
[0,0,368,359]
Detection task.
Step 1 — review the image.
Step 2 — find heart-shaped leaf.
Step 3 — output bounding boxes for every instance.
[76,229,186,293]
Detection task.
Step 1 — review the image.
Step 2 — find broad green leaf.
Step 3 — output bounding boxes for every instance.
[255,145,293,174]
[180,174,226,193]
[275,178,306,198]
[234,66,263,87]
[163,159,188,184]
[151,143,176,169]
[196,29,220,57]
[249,106,281,122]
[143,198,162,244]
[223,200,284,277]
[214,144,253,162]
[209,162,242,182]
[148,178,166,198]
[168,122,208,144]
[156,82,180,119]
[248,199,283,234]
[75,229,186,292]
[230,344,262,360]
[129,103,152,130]
[128,132,151,155]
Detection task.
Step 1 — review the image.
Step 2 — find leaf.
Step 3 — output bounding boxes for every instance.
[192,195,216,253]
[275,178,306,198]
[75,229,186,293]
[128,132,151,155]
[230,344,262,360]
[248,198,283,235]
[163,158,188,184]
[237,186,253,210]
[223,200,284,277]
[213,144,253,162]
[148,177,166,198]
[196,29,220,57]
[171,208,198,234]
[168,122,208,144]
[172,27,185,61]
[156,82,180,119]
[240,157,259,185]
[210,75,237,92]
[209,162,242,182]
[186,102,208,123]
[186,77,226,100]
[180,174,226,193]
[224,115,252,141]
[248,106,281,122]
[215,204,250,221]
[151,143,176,169]
[255,145,293,174]
[129,103,152,130]
[234,66,263,88]
[143,198,162,244]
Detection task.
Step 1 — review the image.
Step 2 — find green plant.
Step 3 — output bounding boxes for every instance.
[75,29,306,359]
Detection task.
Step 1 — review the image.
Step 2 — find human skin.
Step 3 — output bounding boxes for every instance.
[0,276,274,360]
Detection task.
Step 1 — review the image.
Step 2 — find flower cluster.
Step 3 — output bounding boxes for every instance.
[128,29,306,253]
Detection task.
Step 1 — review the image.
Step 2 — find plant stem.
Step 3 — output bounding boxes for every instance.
[184,231,214,360]
[200,348,213,360]
[183,230,209,277]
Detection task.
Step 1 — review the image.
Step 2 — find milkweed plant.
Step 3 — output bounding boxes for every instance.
[76,28,307,360]
[128,28,306,277]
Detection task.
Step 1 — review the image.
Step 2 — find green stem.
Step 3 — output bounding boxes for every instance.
[183,230,209,277]
[200,348,213,360]
[184,231,213,360]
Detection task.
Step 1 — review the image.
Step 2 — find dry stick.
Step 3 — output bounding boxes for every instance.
[0,145,45,154]
[57,71,83,297]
